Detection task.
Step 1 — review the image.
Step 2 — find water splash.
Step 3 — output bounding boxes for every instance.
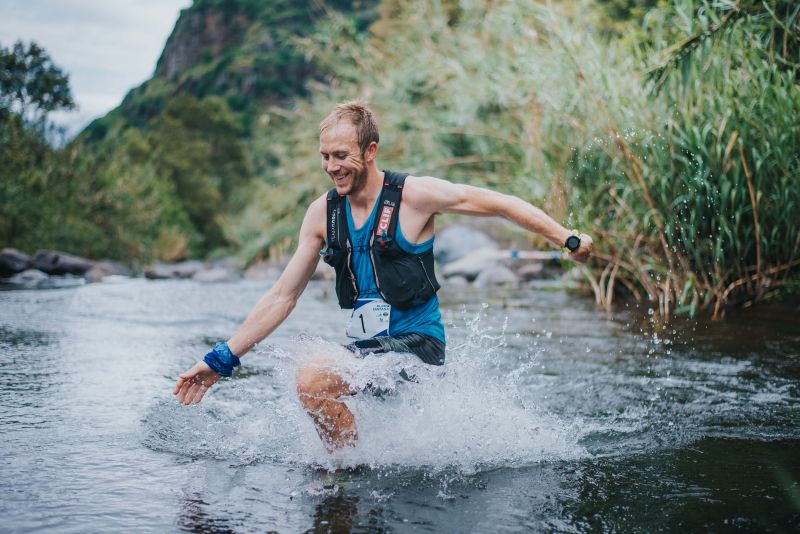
[141,310,585,472]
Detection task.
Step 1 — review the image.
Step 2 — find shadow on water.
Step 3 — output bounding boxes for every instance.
[179,496,237,534]
[307,493,361,534]
[561,438,800,532]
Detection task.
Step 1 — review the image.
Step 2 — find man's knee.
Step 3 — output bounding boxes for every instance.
[296,366,348,401]
[296,367,324,398]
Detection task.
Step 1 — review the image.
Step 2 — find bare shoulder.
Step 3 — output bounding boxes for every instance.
[403,175,465,213]
[300,193,328,243]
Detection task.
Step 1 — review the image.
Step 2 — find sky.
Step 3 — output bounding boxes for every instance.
[0,0,192,139]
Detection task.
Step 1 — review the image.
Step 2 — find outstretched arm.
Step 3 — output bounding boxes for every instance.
[226,201,326,356]
[405,176,593,263]
[173,197,327,404]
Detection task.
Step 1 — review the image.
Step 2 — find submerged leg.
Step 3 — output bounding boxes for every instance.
[296,361,357,452]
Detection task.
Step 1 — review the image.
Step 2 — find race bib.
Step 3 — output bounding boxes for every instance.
[346,298,391,340]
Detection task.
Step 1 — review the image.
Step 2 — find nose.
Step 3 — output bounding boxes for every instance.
[326,160,341,174]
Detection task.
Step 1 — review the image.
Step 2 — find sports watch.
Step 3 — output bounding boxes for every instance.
[563,231,581,253]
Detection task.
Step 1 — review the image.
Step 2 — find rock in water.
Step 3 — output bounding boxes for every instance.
[32,250,92,276]
[434,224,498,266]
[144,260,204,279]
[84,260,133,283]
[6,269,49,286]
[473,265,518,287]
[441,247,502,281]
[0,249,31,277]
[193,267,239,283]
[515,262,545,282]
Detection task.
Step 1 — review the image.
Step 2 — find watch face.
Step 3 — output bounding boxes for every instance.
[566,235,581,252]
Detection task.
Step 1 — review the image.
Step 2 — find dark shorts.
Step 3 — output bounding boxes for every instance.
[344,332,446,366]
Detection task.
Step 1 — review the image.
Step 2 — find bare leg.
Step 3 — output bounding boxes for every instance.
[296,360,357,452]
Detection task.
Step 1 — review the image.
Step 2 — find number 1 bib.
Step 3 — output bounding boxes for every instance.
[346,298,391,340]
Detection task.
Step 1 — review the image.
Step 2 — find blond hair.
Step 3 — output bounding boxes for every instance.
[319,100,379,154]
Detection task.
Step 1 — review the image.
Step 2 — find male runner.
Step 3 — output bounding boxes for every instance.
[173,101,593,452]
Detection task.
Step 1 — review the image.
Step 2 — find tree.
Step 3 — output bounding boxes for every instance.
[0,40,75,125]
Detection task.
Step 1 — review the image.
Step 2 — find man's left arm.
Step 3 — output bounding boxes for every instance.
[405,176,593,263]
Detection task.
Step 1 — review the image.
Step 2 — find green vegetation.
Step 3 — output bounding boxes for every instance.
[570,0,800,317]
[0,41,253,261]
[2,0,797,318]
[231,0,799,317]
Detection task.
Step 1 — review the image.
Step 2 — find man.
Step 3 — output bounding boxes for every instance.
[173,101,593,452]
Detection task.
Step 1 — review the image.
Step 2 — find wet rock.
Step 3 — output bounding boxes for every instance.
[209,256,243,272]
[85,260,133,283]
[32,250,92,276]
[144,260,204,280]
[97,260,132,277]
[193,266,240,283]
[515,262,545,282]
[0,248,31,277]
[6,269,49,286]
[473,265,518,287]
[441,247,501,281]
[311,260,334,281]
[243,260,282,280]
[443,275,469,287]
[434,224,499,266]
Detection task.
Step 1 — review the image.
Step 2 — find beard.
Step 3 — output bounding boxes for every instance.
[332,157,368,196]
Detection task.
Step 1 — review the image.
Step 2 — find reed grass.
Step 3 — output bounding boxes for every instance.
[233,0,799,317]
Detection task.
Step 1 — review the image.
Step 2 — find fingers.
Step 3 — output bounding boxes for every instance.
[194,384,210,404]
[174,373,215,404]
[174,361,220,405]
[177,380,193,404]
[183,382,201,405]
[172,377,183,395]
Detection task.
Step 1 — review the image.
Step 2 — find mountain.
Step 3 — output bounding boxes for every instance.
[82,0,378,143]
[70,0,378,261]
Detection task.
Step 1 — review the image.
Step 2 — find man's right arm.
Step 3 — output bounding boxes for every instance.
[173,196,327,404]
[227,197,326,355]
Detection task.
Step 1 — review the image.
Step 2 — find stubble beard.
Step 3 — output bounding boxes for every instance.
[335,156,368,196]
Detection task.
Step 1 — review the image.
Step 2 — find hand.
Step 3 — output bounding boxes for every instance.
[173,360,221,405]
[568,233,594,264]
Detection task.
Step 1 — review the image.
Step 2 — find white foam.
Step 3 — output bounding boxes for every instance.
[142,312,586,473]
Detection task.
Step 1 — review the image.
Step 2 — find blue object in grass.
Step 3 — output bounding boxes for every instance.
[203,341,241,377]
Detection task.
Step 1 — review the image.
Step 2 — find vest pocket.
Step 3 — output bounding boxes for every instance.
[373,245,436,310]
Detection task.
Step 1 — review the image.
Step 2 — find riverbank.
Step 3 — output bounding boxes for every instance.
[0,223,572,290]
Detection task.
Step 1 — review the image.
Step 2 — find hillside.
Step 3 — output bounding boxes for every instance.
[83,0,377,142]
[70,0,378,261]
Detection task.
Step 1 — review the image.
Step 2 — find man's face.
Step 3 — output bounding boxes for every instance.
[319,121,368,196]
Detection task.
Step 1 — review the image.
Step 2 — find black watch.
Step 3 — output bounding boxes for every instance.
[564,234,581,253]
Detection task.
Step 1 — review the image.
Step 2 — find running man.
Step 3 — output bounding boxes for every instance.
[173,101,593,452]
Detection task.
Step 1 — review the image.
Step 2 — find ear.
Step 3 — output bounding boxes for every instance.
[363,141,378,162]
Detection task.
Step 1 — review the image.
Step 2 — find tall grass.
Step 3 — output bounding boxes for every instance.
[570,0,800,317]
[232,0,799,317]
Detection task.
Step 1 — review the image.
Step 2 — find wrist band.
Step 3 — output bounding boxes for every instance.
[203,341,241,377]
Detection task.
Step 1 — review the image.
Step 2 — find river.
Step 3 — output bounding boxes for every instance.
[1,277,798,532]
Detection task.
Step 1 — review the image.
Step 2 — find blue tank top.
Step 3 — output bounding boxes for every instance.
[344,197,446,343]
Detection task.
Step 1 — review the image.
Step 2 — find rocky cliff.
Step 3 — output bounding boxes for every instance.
[82,0,378,141]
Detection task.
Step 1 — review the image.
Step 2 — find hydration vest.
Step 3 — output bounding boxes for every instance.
[322,171,441,310]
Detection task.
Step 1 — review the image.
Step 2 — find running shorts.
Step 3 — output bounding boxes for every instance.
[344,332,445,366]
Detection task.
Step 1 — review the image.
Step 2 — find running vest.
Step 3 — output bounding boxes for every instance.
[322,171,441,310]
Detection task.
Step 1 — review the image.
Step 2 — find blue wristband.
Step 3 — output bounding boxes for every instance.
[203,341,241,378]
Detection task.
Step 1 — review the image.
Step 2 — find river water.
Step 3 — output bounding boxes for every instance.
[1,277,798,532]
